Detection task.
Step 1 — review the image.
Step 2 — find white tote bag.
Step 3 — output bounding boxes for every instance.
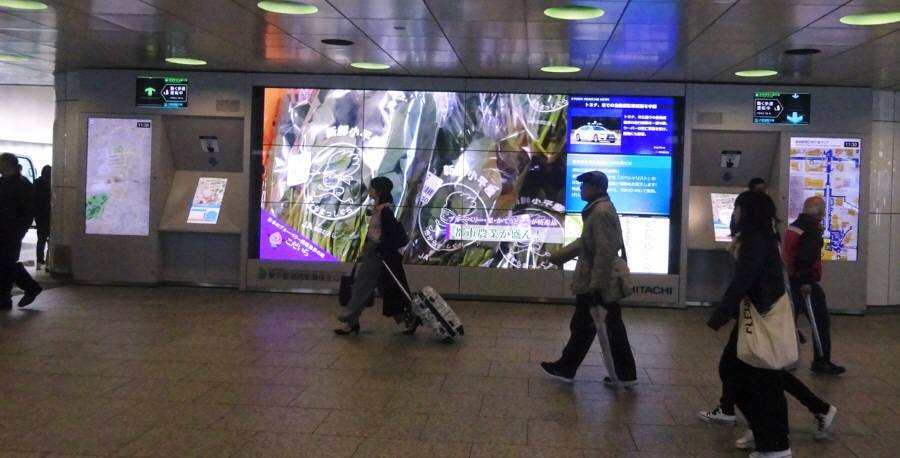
[737,293,799,370]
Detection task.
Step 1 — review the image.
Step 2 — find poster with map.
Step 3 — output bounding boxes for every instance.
[85,118,152,236]
[788,137,861,261]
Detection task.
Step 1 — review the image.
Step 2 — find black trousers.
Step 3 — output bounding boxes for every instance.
[792,282,832,364]
[0,237,40,303]
[36,227,49,264]
[720,328,790,452]
[556,293,637,381]
[718,329,829,417]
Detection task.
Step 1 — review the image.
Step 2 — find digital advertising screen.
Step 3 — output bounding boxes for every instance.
[187,177,227,225]
[85,118,152,236]
[710,193,738,243]
[788,137,860,261]
[254,89,681,273]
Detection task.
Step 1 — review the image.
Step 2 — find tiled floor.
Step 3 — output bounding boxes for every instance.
[1,286,898,457]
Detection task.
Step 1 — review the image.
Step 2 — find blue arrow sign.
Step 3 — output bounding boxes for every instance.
[786,112,804,124]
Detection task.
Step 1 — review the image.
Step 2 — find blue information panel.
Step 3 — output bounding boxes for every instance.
[565,95,676,216]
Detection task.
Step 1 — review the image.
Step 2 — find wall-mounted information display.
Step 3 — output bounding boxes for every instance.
[254,89,682,274]
[136,76,189,109]
[187,177,227,224]
[788,137,861,261]
[710,193,738,242]
[85,118,152,236]
[753,92,810,125]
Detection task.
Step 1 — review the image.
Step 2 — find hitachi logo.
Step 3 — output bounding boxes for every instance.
[633,286,674,295]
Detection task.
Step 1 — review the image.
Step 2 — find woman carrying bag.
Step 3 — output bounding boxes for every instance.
[335,176,416,335]
[706,191,795,458]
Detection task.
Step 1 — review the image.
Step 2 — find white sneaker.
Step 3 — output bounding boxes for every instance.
[749,450,791,458]
[814,405,838,440]
[698,405,737,424]
[735,429,755,450]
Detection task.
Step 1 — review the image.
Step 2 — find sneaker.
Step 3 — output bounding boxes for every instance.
[603,376,637,388]
[749,450,792,458]
[18,286,42,308]
[735,429,755,450]
[811,361,846,376]
[698,405,737,424]
[540,362,574,383]
[814,405,838,440]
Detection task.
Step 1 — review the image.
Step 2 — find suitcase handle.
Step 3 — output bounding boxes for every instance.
[381,260,414,302]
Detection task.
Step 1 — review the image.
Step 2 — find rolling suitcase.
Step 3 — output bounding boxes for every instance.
[382,261,465,343]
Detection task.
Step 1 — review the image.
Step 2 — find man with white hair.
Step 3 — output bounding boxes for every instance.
[783,195,845,375]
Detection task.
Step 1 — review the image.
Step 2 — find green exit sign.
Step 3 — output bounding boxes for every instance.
[136,76,189,109]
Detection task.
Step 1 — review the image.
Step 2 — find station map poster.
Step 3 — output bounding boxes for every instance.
[788,137,861,261]
[257,89,679,273]
[710,193,738,242]
[187,177,227,224]
[85,118,152,236]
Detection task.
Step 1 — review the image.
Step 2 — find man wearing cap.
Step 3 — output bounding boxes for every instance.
[542,171,637,387]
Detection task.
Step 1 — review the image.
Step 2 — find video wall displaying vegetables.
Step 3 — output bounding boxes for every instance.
[254,88,681,273]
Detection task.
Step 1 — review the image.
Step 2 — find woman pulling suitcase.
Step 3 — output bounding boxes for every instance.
[335,176,419,335]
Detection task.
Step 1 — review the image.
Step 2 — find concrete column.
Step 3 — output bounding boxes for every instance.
[867,91,899,306]
[49,72,80,275]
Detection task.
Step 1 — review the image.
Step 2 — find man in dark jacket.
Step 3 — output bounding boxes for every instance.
[34,165,51,269]
[0,153,42,309]
[783,196,845,375]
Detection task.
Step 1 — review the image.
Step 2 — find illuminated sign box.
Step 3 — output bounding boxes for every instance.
[753,92,810,125]
[136,76,189,109]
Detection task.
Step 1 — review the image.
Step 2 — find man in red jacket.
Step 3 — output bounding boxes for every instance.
[783,196,845,375]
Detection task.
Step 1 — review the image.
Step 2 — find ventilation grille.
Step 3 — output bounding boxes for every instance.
[696,112,724,125]
[216,99,241,113]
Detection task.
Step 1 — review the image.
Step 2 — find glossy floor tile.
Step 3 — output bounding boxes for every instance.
[1,286,898,457]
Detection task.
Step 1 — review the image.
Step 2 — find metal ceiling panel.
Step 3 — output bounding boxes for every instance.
[0,0,897,86]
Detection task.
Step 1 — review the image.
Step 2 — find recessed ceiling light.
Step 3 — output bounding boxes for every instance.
[321,38,354,46]
[257,1,318,15]
[166,57,207,66]
[785,48,821,55]
[541,65,581,73]
[840,11,900,26]
[734,69,778,78]
[0,0,47,10]
[0,53,29,62]
[393,25,406,31]
[544,5,604,21]
[351,62,390,70]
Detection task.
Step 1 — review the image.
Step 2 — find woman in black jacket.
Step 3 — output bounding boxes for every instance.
[335,176,416,335]
[707,191,792,458]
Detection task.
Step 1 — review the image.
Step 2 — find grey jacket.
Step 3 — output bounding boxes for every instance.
[555,195,624,295]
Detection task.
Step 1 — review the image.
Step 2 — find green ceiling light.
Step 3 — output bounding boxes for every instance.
[541,65,581,73]
[0,0,47,10]
[734,69,778,78]
[544,5,604,20]
[0,54,29,62]
[257,1,318,15]
[351,62,390,70]
[166,57,207,66]
[839,11,900,26]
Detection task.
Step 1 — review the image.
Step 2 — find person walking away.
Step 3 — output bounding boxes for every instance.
[783,196,845,376]
[34,165,51,270]
[335,176,414,335]
[706,191,792,458]
[541,171,637,387]
[0,153,42,310]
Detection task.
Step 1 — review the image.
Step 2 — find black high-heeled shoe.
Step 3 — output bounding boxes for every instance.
[334,323,360,335]
[402,317,422,335]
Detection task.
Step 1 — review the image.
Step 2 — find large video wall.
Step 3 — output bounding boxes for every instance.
[253,88,681,273]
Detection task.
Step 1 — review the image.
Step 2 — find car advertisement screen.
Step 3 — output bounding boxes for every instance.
[255,88,680,273]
